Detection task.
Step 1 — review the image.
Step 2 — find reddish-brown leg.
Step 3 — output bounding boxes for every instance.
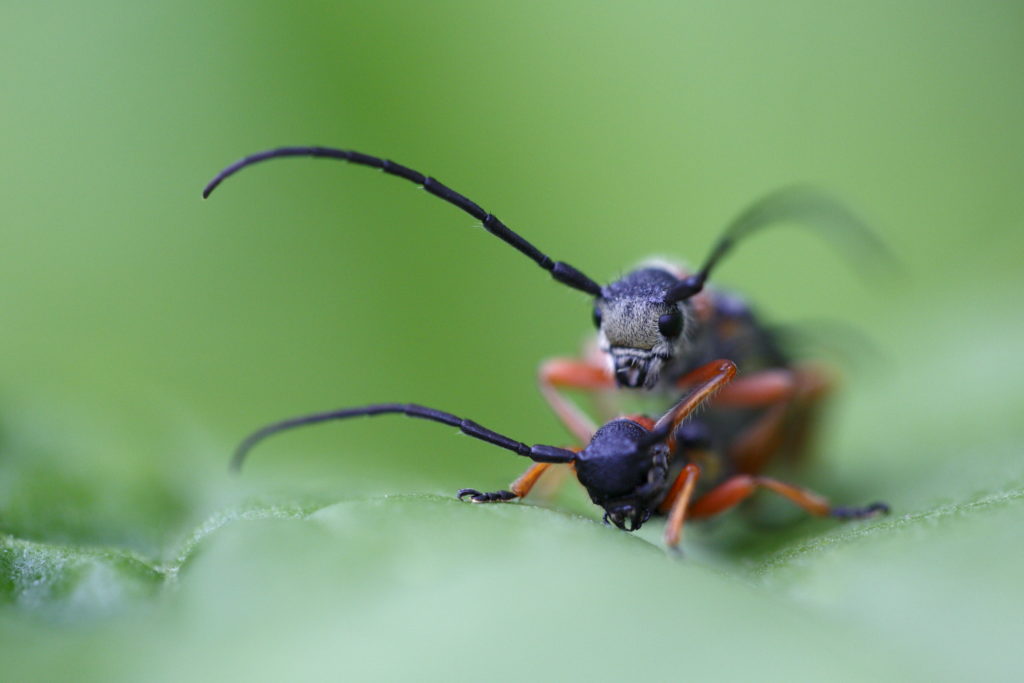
[685,363,835,474]
[458,448,585,504]
[538,357,613,443]
[458,462,553,503]
[655,359,738,451]
[687,474,888,520]
[709,369,797,407]
[510,462,553,498]
[525,462,572,500]
[647,360,736,548]
[778,364,834,465]
[659,464,701,548]
[727,403,790,475]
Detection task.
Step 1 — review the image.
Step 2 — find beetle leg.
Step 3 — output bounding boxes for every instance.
[655,359,738,450]
[538,357,612,443]
[457,488,517,503]
[726,402,791,475]
[687,474,888,520]
[457,461,555,503]
[709,368,797,406]
[780,364,833,465]
[659,463,701,549]
[509,462,554,498]
[687,363,834,474]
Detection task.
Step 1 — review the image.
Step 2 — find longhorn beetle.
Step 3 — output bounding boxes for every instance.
[204,146,892,495]
[231,359,888,549]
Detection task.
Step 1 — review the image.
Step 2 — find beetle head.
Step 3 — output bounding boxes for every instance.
[594,267,690,389]
[573,419,671,531]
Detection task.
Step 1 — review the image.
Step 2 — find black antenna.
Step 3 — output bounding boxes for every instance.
[203,146,603,296]
[231,402,576,472]
[664,186,897,303]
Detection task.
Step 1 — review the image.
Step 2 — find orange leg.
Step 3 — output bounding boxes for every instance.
[538,357,613,443]
[727,403,791,475]
[687,474,888,520]
[711,369,797,407]
[683,363,835,474]
[655,359,738,451]
[659,464,701,549]
[457,462,553,503]
[525,462,574,501]
[457,449,584,504]
[510,462,553,498]
[778,365,833,465]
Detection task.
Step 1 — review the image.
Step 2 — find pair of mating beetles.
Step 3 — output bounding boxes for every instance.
[204,146,888,549]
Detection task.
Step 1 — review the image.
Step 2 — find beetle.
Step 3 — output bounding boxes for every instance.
[204,146,891,493]
[231,359,888,549]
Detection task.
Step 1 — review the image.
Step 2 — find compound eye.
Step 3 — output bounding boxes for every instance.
[658,309,683,338]
[592,304,603,329]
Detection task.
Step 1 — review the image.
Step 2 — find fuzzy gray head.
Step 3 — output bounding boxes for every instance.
[594,267,690,389]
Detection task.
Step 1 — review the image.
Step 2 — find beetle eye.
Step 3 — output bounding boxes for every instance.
[592,305,603,329]
[658,309,683,338]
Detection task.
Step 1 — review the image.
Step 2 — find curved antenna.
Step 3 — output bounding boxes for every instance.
[231,402,576,472]
[203,146,602,296]
[664,186,898,303]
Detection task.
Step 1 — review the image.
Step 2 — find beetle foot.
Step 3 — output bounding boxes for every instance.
[830,501,890,520]
[457,488,517,503]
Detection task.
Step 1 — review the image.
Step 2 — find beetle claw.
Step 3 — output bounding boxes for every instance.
[456,488,516,503]
[456,488,482,501]
[831,501,890,520]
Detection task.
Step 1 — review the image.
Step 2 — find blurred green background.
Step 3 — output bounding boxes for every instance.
[1,1,1022,680]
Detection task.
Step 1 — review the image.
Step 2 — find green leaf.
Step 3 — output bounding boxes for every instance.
[2,1,1023,681]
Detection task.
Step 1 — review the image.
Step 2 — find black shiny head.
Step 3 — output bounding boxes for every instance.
[573,419,671,531]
